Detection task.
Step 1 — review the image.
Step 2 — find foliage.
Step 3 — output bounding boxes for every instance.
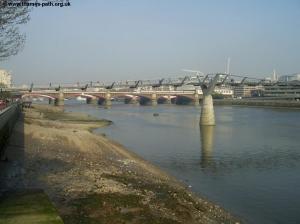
[0,0,30,61]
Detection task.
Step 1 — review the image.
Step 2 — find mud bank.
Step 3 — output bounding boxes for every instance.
[0,104,241,224]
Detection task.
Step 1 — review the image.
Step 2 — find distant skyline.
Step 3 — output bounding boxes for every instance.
[1,0,300,85]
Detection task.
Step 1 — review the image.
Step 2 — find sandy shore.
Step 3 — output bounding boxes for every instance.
[0,104,241,224]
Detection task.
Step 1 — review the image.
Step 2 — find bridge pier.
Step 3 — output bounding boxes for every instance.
[194,92,200,106]
[48,98,54,105]
[55,91,64,106]
[200,95,215,125]
[131,97,139,105]
[86,97,98,105]
[166,96,172,104]
[105,92,112,107]
[151,93,157,106]
[200,74,219,126]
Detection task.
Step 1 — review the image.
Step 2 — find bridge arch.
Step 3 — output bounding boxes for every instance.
[157,95,176,104]
[64,93,104,100]
[111,94,140,104]
[175,95,195,105]
[21,93,56,100]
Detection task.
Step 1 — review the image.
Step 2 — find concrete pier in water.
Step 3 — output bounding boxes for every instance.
[200,74,220,126]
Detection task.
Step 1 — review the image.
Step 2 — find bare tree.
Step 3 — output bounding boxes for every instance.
[0,0,30,61]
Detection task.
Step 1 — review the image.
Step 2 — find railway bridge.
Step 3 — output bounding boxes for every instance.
[21,90,202,107]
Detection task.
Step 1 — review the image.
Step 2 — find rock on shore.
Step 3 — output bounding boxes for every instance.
[0,104,241,224]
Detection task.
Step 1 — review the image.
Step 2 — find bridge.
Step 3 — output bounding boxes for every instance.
[19,77,220,126]
[12,72,283,126]
[20,90,202,107]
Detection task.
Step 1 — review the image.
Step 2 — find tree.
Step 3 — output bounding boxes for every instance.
[0,0,30,61]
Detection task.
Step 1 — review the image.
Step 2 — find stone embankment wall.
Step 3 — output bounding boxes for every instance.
[213,99,300,108]
[0,104,21,160]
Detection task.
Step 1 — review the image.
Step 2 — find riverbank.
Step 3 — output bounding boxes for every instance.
[214,99,300,108]
[0,104,241,224]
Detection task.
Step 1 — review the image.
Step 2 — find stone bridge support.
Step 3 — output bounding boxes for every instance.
[131,97,139,105]
[194,92,200,106]
[151,93,157,106]
[55,91,64,106]
[166,96,172,104]
[200,74,220,126]
[48,98,54,105]
[105,92,112,107]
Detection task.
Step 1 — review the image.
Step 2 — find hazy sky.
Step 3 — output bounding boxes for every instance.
[1,0,300,85]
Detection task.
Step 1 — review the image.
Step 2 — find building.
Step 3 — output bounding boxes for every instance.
[177,85,233,97]
[233,85,264,98]
[278,73,300,82]
[214,86,234,98]
[0,69,12,87]
[264,82,300,99]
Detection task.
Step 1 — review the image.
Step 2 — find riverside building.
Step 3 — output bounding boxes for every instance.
[233,85,264,98]
[264,82,300,99]
[263,73,300,99]
[0,69,12,87]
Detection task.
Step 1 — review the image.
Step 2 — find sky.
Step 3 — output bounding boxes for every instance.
[1,0,300,85]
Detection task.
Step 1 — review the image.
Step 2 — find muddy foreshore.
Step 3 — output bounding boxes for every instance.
[0,104,241,224]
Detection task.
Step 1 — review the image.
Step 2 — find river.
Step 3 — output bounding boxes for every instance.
[64,101,300,224]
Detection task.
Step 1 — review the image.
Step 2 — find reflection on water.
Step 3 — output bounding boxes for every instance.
[200,126,215,169]
[65,102,300,224]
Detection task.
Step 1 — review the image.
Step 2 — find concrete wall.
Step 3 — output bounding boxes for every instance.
[0,104,21,160]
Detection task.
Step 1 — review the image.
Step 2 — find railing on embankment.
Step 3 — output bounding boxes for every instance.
[0,103,21,159]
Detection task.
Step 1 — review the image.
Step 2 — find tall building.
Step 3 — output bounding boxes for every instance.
[0,69,12,87]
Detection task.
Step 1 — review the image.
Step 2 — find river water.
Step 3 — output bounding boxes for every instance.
[65,101,300,224]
